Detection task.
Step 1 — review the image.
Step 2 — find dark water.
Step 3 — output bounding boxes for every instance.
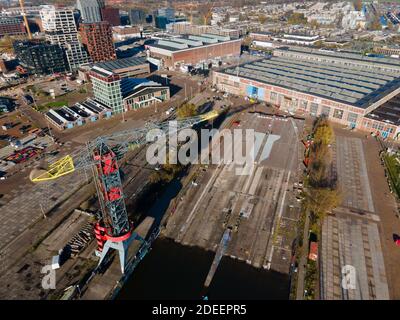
[116,239,290,300]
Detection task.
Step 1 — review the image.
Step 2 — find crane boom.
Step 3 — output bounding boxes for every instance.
[19,0,32,39]
[31,110,218,182]
[30,110,219,273]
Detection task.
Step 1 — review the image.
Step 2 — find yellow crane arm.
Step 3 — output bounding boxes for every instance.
[19,0,32,40]
[31,155,75,182]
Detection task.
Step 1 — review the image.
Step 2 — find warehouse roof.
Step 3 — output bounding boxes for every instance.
[275,47,400,69]
[120,78,167,98]
[147,33,237,52]
[365,94,400,126]
[219,55,400,108]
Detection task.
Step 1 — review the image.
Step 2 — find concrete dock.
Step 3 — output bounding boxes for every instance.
[164,112,304,274]
[81,217,155,300]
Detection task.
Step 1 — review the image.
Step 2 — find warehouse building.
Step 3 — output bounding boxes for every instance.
[271,34,323,46]
[121,78,169,110]
[145,34,241,69]
[45,99,111,130]
[213,48,400,139]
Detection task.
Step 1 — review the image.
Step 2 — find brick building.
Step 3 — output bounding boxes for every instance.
[0,17,26,37]
[213,47,400,139]
[145,34,241,69]
[249,31,273,42]
[101,7,120,26]
[80,21,116,63]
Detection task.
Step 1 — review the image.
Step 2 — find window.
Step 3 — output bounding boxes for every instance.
[310,103,319,115]
[333,109,343,119]
[300,100,308,110]
[270,92,277,102]
[347,112,358,123]
[321,106,331,116]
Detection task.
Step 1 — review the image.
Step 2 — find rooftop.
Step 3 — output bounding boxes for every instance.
[120,78,166,98]
[93,56,148,72]
[365,94,400,126]
[220,55,400,108]
[275,47,400,69]
[147,33,236,52]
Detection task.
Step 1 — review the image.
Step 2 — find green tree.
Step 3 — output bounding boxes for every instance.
[176,103,197,119]
[149,156,183,184]
[313,123,334,145]
[304,187,341,221]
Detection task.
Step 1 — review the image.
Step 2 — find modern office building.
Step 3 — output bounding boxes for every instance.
[40,5,91,71]
[76,0,104,23]
[89,62,167,114]
[80,21,116,62]
[101,7,120,26]
[89,65,124,114]
[213,47,400,139]
[155,16,170,30]
[0,17,26,37]
[13,40,68,75]
[156,7,175,20]
[145,34,242,69]
[129,9,146,25]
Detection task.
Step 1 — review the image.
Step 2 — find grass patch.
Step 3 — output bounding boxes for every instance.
[304,259,317,300]
[36,100,68,112]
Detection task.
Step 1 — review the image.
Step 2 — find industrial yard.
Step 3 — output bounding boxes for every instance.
[164,112,305,275]
[320,127,400,299]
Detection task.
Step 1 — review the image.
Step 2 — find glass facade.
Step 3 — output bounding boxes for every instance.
[91,76,123,114]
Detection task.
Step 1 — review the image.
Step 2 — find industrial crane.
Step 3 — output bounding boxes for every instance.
[19,0,32,40]
[31,110,218,273]
[203,1,214,26]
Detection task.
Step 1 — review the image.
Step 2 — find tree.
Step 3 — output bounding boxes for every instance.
[369,16,382,31]
[313,123,334,145]
[149,156,183,184]
[304,187,341,222]
[309,19,320,29]
[353,0,363,11]
[176,103,197,119]
[258,14,267,25]
[288,12,307,25]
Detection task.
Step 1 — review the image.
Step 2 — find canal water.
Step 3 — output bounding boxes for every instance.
[116,238,290,300]
[117,175,290,300]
